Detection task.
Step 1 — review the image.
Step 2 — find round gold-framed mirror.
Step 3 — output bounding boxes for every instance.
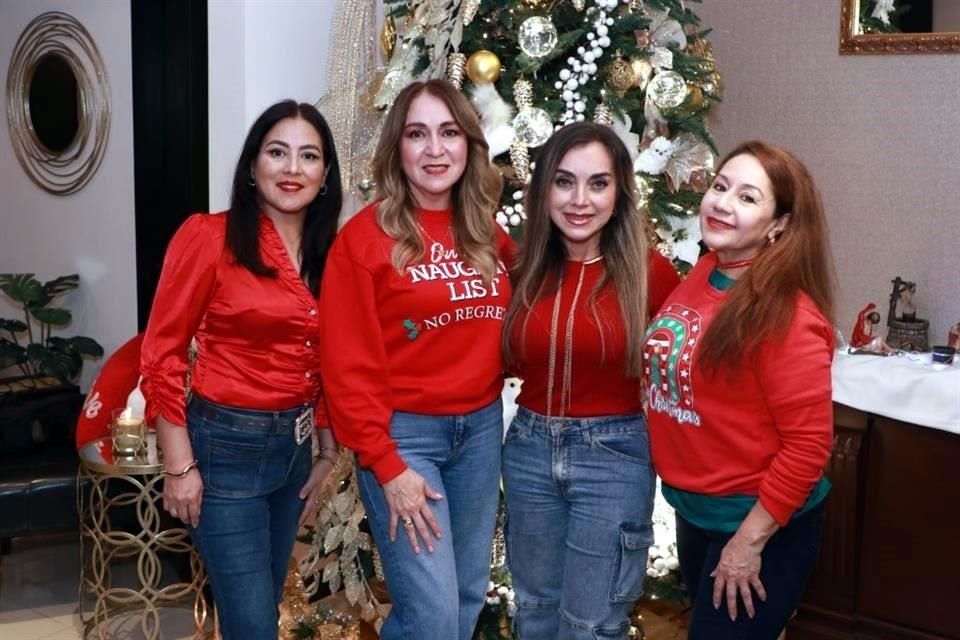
[6,11,111,195]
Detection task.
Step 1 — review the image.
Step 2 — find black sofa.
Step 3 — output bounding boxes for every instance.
[0,383,86,553]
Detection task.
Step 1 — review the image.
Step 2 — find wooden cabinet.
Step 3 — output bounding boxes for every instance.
[788,405,960,640]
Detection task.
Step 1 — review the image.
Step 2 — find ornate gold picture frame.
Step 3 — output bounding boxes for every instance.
[6,11,111,195]
[840,0,960,54]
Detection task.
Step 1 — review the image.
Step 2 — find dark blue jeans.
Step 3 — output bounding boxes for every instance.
[186,395,312,640]
[503,408,656,639]
[677,498,827,640]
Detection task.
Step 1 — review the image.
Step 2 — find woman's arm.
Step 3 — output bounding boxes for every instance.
[319,238,443,552]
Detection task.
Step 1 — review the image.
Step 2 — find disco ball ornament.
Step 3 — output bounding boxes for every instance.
[647,71,688,110]
[518,16,559,58]
[513,108,554,148]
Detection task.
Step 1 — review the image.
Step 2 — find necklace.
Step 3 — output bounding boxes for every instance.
[716,257,754,270]
[416,220,451,248]
[545,262,589,422]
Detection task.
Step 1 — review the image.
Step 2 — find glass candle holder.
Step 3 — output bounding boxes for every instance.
[111,408,147,458]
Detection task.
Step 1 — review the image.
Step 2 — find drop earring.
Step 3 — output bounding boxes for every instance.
[319,184,327,196]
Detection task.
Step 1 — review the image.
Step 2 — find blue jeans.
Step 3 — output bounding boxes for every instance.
[502,407,656,640]
[185,395,312,640]
[677,498,826,640]
[356,398,503,640]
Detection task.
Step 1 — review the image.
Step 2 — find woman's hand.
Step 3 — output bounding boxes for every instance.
[382,468,444,554]
[710,502,779,620]
[157,416,203,527]
[710,532,766,620]
[298,457,336,527]
[164,467,204,527]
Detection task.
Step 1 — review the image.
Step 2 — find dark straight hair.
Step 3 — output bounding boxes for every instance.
[226,100,343,297]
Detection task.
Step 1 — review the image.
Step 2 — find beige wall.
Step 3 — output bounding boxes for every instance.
[0,1,137,389]
[695,0,959,344]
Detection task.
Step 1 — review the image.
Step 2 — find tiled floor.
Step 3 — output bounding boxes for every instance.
[0,534,200,639]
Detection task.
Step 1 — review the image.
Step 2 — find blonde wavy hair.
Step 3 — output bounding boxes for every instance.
[373,79,503,283]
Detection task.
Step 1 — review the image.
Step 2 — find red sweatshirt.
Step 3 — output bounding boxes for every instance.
[319,202,513,484]
[511,251,679,416]
[643,252,834,526]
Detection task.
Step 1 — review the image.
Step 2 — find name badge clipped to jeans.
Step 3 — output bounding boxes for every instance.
[294,406,314,445]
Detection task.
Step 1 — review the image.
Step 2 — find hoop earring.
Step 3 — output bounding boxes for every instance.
[768,233,778,246]
[319,184,327,196]
[248,176,256,187]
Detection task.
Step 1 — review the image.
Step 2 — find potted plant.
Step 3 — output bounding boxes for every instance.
[0,273,103,451]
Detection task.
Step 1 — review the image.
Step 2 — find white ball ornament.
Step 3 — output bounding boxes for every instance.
[586,32,595,40]
[567,57,576,65]
[559,69,571,81]
[574,101,585,112]
[599,36,610,47]
[575,113,585,121]
[577,46,586,55]
[513,190,524,200]
[554,80,563,89]
[496,211,508,226]
[583,51,595,63]
[562,89,573,101]
[597,25,608,37]
[509,213,521,226]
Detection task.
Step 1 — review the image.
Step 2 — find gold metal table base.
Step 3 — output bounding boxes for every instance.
[78,455,215,639]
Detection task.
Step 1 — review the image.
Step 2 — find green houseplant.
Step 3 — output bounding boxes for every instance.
[0,273,103,387]
[0,273,104,451]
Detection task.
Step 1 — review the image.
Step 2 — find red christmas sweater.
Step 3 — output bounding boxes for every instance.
[510,251,680,416]
[643,252,834,526]
[319,202,513,484]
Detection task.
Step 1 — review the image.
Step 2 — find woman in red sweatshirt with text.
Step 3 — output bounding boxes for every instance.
[501,122,679,639]
[318,80,512,640]
[644,141,835,639]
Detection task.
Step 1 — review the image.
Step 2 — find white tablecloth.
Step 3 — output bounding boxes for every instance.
[832,350,960,434]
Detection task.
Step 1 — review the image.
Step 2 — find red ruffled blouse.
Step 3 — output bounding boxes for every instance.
[140,212,325,428]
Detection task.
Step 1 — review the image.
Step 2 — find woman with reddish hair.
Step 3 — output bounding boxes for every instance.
[643,141,835,639]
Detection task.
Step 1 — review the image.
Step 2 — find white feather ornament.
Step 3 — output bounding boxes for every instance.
[469,83,516,158]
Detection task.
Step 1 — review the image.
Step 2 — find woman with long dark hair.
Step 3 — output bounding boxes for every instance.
[501,122,679,639]
[644,141,835,639]
[318,79,512,639]
[140,100,343,639]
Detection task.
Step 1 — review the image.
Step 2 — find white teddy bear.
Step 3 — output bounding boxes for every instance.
[634,136,675,175]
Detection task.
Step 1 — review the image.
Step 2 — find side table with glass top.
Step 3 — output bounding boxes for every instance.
[78,432,215,639]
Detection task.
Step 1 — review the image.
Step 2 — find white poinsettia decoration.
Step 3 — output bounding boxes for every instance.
[658,212,701,265]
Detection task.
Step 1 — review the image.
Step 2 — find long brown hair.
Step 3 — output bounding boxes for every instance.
[373,79,503,283]
[503,122,649,378]
[698,141,835,369]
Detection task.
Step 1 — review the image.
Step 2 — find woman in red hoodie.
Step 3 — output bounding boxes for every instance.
[319,80,512,640]
[644,141,835,639]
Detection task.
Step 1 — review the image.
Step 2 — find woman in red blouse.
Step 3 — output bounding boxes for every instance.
[501,122,679,639]
[140,101,342,640]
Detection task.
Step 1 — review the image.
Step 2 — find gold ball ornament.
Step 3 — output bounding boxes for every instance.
[682,84,705,111]
[466,50,502,85]
[606,57,637,96]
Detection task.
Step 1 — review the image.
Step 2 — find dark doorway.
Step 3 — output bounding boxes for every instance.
[131,0,209,329]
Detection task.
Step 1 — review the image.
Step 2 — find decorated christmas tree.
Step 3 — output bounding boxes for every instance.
[373,0,722,269]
